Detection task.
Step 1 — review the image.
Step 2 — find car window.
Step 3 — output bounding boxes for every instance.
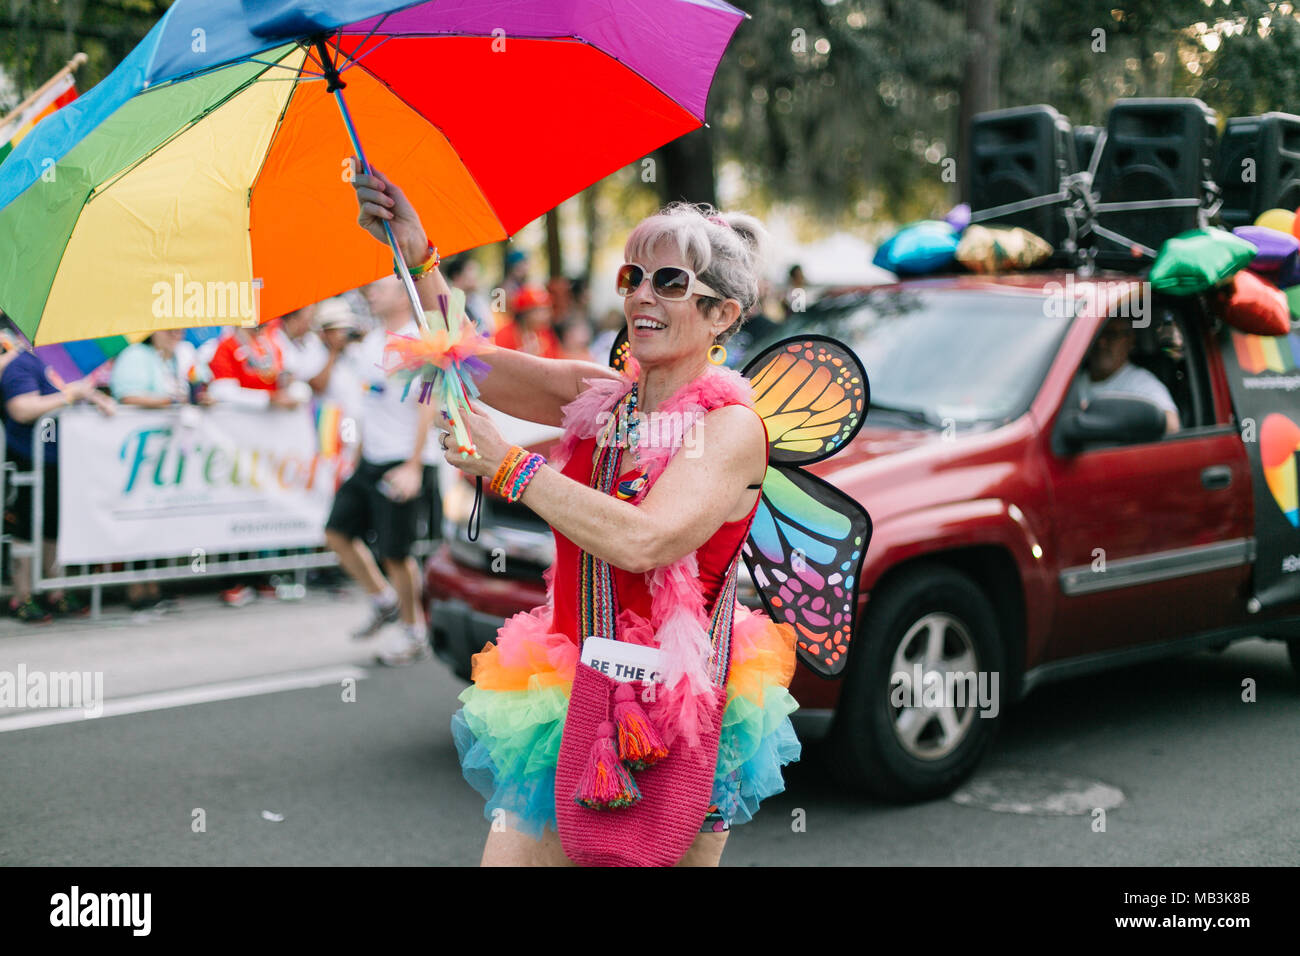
[745,287,1074,430]
[1071,297,1215,439]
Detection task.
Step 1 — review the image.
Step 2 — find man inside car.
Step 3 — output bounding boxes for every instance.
[1075,315,1181,435]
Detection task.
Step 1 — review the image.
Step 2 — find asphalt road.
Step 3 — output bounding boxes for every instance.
[1,590,1297,866]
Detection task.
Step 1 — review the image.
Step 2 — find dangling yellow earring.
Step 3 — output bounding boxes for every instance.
[708,343,727,365]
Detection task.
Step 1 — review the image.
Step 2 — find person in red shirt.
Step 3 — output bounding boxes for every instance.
[492,285,562,359]
[206,323,303,408]
[205,322,306,607]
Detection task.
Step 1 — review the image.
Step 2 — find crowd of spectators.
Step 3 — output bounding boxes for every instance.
[0,290,378,622]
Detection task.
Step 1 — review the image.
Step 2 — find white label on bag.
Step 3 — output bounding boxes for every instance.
[581,637,664,683]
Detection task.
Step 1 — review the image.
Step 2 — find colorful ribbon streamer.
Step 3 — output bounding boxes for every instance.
[382,287,493,456]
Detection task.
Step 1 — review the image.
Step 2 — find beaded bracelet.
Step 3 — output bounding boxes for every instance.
[496,448,533,498]
[506,453,545,503]
[489,446,527,498]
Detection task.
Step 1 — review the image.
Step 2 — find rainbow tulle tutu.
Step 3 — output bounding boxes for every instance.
[451,602,801,838]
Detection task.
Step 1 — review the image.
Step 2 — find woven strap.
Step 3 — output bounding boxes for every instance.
[577,431,626,642]
[577,400,738,688]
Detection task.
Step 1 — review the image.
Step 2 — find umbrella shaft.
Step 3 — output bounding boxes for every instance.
[328,85,428,334]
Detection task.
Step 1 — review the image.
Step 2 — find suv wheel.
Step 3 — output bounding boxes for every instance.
[826,564,1006,801]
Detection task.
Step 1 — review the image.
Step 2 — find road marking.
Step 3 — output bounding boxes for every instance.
[951,767,1125,815]
[0,665,369,733]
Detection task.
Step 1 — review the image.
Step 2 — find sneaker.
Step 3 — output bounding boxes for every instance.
[376,631,431,667]
[351,598,401,640]
[9,598,52,623]
[221,585,256,608]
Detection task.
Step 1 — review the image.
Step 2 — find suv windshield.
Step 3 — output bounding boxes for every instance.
[751,286,1074,428]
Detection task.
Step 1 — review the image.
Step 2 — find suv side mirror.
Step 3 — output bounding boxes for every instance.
[1056,396,1167,453]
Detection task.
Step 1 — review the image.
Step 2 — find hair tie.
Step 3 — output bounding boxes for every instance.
[707,214,730,229]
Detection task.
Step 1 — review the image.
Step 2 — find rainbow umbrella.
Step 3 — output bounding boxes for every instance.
[35,334,142,384]
[0,0,749,348]
[1,315,143,384]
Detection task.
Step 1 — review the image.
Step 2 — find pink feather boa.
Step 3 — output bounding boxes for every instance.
[549,355,759,748]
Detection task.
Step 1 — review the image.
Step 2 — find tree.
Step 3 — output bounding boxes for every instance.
[958,0,999,202]
[0,0,170,110]
[708,0,965,223]
[653,126,718,209]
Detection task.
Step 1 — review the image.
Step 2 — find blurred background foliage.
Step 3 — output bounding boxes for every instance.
[4,0,1300,267]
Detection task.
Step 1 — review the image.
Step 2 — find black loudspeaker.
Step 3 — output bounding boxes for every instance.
[969,104,1078,251]
[1215,112,1300,229]
[1093,98,1217,267]
[1073,125,1103,172]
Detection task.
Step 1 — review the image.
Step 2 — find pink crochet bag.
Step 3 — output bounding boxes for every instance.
[554,422,739,866]
[555,558,738,867]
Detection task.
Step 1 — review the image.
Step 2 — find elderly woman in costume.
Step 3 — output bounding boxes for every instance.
[351,168,800,867]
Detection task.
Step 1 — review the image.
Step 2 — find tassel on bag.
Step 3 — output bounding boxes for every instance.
[574,721,642,809]
[613,683,668,770]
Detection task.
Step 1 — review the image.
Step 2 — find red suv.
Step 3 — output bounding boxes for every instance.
[426,270,1300,801]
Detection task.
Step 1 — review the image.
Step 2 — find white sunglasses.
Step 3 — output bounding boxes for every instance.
[616,262,724,301]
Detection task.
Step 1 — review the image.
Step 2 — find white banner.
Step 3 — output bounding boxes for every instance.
[56,406,343,565]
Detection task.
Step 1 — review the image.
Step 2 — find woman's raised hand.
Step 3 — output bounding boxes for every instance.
[349,157,429,267]
[437,402,511,479]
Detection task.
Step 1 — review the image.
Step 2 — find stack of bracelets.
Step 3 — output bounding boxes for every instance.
[400,240,440,280]
[490,446,546,503]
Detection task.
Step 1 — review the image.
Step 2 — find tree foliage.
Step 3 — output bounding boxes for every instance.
[0,0,169,111]
[713,0,964,222]
[713,0,1300,223]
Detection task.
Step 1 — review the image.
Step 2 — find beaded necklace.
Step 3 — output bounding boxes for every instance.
[597,383,648,500]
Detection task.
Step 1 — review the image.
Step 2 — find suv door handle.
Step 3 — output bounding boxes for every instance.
[1201,466,1233,491]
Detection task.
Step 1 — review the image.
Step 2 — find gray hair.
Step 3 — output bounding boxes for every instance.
[624,202,769,344]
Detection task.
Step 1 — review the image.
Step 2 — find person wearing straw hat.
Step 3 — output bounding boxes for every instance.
[310,296,366,429]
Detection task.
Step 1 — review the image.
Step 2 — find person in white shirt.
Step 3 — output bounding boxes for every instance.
[293,296,365,429]
[324,276,442,666]
[1076,317,1180,435]
[272,303,330,390]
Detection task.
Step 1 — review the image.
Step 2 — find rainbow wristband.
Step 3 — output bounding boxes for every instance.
[400,241,440,281]
[506,453,545,503]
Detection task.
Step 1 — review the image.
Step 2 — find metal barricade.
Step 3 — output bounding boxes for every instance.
[2,409,440,618]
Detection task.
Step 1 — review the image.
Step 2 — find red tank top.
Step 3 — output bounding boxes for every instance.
[549,405,764,643]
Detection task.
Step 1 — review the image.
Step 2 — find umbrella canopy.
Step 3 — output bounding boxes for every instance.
[0,0,747,345]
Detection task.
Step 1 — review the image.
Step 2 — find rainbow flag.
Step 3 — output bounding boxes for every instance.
[0,73,78,165]
[314,400,344,458]
[1231,329,1300,374]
